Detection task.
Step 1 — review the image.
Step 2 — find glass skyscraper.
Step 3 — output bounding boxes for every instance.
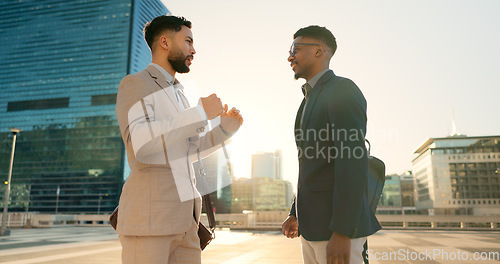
[0,0,168,213]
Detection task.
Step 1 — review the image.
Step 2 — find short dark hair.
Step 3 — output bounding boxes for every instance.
[143,15,192,50]
[293,25,337,55]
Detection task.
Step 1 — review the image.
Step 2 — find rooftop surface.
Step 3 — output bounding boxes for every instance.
[0,227,499,263]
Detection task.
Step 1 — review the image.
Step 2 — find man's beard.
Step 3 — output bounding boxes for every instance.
[168,47,191,73]
[292,63,302,80]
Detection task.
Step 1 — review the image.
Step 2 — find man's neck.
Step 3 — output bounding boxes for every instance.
[151,58,176,79]
[305,66,329,82]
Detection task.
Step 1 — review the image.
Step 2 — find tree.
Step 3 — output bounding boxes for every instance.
[0,183,30,211]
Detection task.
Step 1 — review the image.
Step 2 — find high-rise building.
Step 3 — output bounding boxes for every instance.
[251,150,282,179]
[412,135,500,216]
[0,0,168,213]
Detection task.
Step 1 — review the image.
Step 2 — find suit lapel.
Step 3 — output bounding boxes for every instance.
[145,65,183,113]
[295,99,306,148]
[300,70,334,130]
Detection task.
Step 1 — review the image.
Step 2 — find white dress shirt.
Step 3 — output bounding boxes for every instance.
[149,63,207,120]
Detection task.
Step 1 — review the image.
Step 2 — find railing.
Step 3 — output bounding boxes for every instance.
[1,212,499,231]
[376,214,500,230]
[0,213,111,228]
[0,213,33,228]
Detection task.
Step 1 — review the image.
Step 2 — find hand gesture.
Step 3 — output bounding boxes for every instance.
[220,104,243,125]
[199,94,223,119]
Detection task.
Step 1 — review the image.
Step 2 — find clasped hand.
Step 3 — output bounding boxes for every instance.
[199,93,243,125]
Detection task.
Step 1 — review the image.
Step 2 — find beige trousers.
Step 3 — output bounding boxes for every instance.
[120,219,201,264]
[301,236,367,264]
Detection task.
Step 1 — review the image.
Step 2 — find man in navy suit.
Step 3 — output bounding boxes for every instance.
[281,26,381,264]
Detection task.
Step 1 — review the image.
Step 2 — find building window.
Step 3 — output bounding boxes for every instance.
[7,97,70,111]
[91,94,117,106]
[433,149,444,155]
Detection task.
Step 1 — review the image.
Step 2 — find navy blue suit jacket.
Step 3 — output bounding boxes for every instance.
[289,70,381,241]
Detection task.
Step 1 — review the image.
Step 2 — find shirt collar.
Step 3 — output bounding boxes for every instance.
[307,69,330,89]
[149,63,175,85]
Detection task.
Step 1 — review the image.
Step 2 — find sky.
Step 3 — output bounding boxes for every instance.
[161,0,500,188]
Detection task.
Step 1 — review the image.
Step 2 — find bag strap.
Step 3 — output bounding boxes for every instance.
[203,194,216,231]
[365,139,371,156]
[197,149,216,231]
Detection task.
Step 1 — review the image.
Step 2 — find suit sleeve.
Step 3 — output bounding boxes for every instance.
[119,75,208,159]
[327,79,368,238]
[191,116,241,158]
[289,197,296,216]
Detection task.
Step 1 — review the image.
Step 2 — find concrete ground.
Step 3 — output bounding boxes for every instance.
[0,227,499,263]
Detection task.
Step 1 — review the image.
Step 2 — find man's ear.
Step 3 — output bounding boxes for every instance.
[159,35,169,50]
[315,47,322,57]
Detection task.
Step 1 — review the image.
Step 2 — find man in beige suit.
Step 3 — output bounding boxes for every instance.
[115,15,243,264]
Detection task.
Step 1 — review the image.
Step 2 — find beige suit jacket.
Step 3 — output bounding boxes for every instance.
[115,65,239,236]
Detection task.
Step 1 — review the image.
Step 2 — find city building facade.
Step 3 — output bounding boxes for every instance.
[230,177,293,213]
[0,0,168,213]
[377,171,416,215]
[412,135,500,215]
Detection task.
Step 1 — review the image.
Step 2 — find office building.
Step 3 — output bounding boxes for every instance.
[251,150,282,180]
[377,171,416,215]
[230,177,293,212]
[230,178,254,213]
[412,135,500,215]
[400,171,416,208]
[0,0,168,213]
